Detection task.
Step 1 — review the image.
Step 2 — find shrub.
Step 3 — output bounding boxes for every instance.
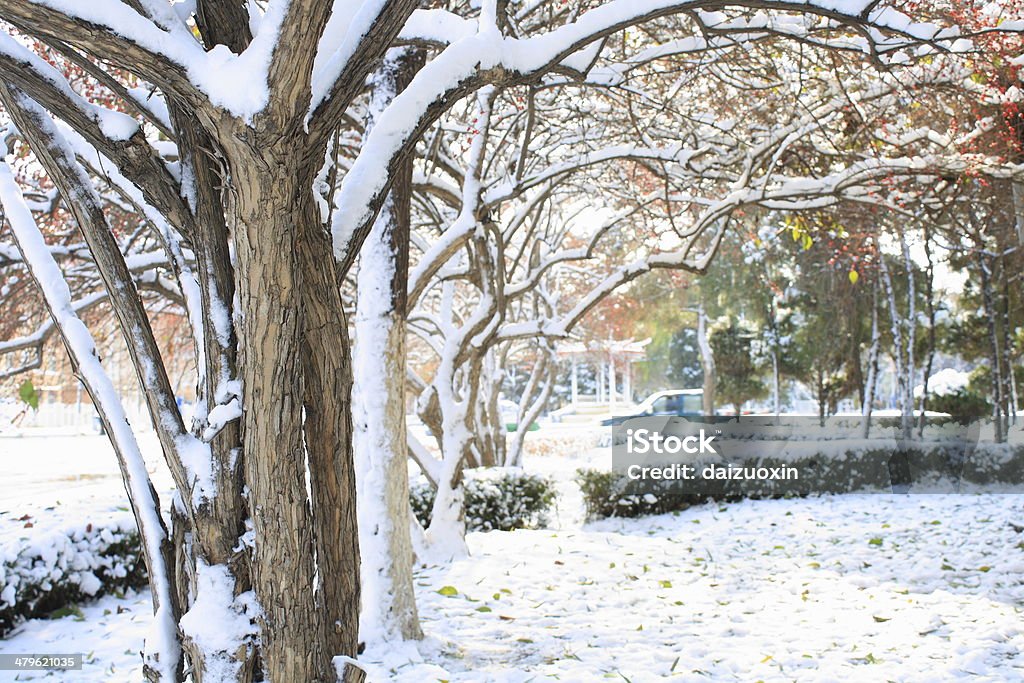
[928,388,992,423]
[576,468,712,521]
[1,516,148,637]
[410,469,557,532]
[577,442,1024,521]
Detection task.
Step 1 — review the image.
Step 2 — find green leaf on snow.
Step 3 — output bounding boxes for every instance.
[18,380,40,410]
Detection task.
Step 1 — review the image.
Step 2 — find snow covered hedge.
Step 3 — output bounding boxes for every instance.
[927,388,991,422]
[411,469,557,532]
[579,442,1024,521]
[575,469,716,521]
[1,515,147,637]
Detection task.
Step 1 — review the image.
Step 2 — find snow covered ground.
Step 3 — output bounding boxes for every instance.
[2,433,1023,682]
[0,432,169,513]
[373,494,1024,682]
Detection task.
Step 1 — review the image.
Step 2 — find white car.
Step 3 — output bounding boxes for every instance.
[602,389,703,426]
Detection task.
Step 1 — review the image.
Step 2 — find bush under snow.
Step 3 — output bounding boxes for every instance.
[578,442,1024,521]
[411,468,557,532]
[1,513,147,636]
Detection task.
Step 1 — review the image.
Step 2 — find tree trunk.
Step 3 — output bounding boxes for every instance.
[426,469,468,560]
[862,279,881,439]
[352,48,424,644]
[226,138,361,682]
[1012,180,1024,246]
[900,234,916,441]
[2,72,366,681]
[413,365,472,560]
[167,108,255,683]
[918,226,936,437]
[770,350,780,417]
[766,297,781,419]
[697,306,715,415]
[978,250,1006,443]
[0,86,259,682]
[0,153,182,681]
[999,266,1015,424]
[353,253,422,641]
[507,341,557,468]
[816,369,826,426]
[880,254,912,441]
[473,349,505,468]
[425,372,478,559]
[417,354,478,560]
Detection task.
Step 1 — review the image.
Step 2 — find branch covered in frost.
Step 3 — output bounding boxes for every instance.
[0,142,181,683]
[0,85,214,508]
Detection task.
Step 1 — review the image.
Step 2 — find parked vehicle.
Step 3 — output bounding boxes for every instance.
[601,389,703,426]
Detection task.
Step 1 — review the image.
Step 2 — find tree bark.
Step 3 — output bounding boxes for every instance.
[697,306,715,416]
[978,250,1006,443]
[225,137,360,682]
[352,48,425,644]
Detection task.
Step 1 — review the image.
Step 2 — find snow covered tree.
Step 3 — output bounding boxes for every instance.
[400,28,1015,553]
[0,1,1015,680]
[928,180,1022,441]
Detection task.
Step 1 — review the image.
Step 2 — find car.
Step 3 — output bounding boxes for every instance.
[601,389,703,426]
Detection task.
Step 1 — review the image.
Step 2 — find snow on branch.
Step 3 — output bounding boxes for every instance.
[0,85,218,508]
[0,32,139,142]
[0,32,195,236]
[0,147,181,682]
[484,143,712,205]
[0,0,203,103]
[332,0,985,270]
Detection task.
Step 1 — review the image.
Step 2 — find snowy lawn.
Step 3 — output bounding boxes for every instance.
[2,434,1023,682]
[0,589,152,682]
[366,493,1024,682]
[0,433,169,513]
